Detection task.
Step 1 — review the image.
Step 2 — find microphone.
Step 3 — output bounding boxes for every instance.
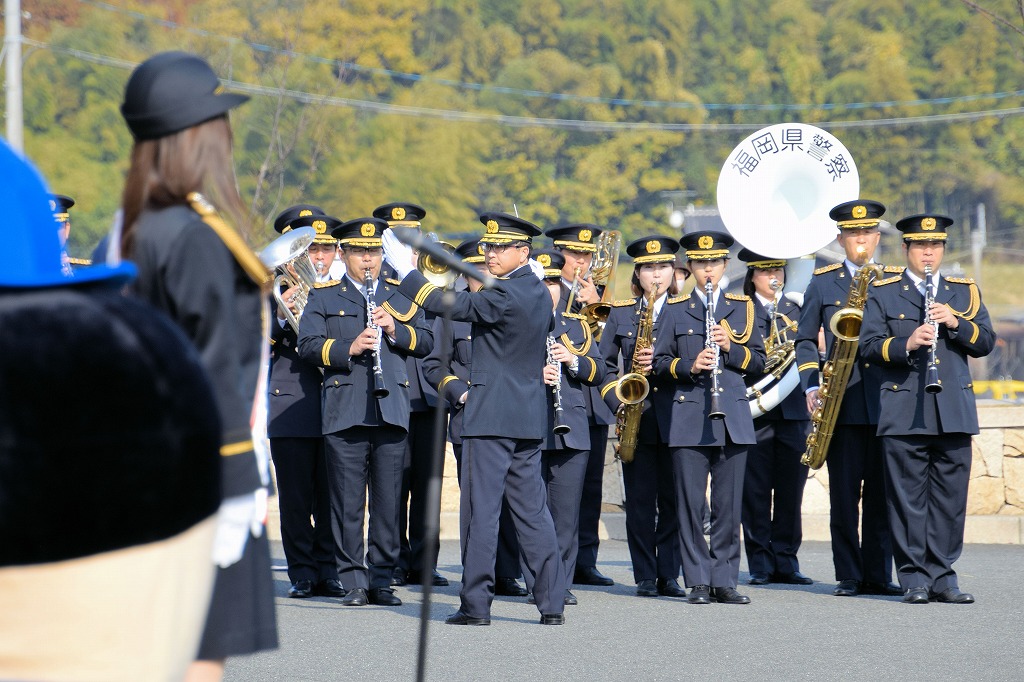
[390,227,497,289]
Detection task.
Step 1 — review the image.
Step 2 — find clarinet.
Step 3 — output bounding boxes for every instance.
[546,334,571,435]
[705,279,725,420]
[923,264,942,394]
[364,268,389,399]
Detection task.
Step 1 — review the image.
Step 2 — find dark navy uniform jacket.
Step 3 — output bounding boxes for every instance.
[268,320,322,438]
[860,271,995,436]
[400,265,553,440]
[543,310,605,451]
[422,317,474,446]
[297,272,432,434]
[750,294,809,422]
[559,283,615,427]
[794,262,896,425]
[652,289,766,447]
[599,296,674,444]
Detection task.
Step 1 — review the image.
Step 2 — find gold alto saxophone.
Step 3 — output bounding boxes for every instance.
[802,263,883,469]
[613,287,656,463]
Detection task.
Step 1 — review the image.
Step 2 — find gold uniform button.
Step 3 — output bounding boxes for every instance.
[892,384,898,390]
[334,380,340,386]
[274,388,280,394]
[677,396,685,402]
[652,387,658,393]
[688,329,694,334]
[864,363,870,368]
[898,314,905,319]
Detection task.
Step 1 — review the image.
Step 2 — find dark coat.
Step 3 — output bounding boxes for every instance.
[750,294,809,423]
[558,282,615,426]
[267,320,322,438]
[422,317,474,446]
[543,309,606,451]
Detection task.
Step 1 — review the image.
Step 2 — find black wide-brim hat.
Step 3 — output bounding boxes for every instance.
[121,51,250,141]
[736,247,786,269]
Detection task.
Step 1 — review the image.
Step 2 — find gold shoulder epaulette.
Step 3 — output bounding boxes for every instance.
[883,265,905,274]
[872,275,902,287]
[725,292,749,302]
[666,294,687,304]
[612,298,637,307]
[562,312,587,320]
[313,280,340,289]
[67,257,93,266]
[381,299,419,322]
[945,276,976,285]
[385,278,402,286]
[814,263,842,275]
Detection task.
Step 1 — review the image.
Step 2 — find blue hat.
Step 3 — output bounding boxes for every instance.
[626,234,679,264]
[0,140,135,289]
[373,202,426,227]
[332,217,390,247]
[895,214,952,242]
[545,223,603,253]
[477,212,542,245]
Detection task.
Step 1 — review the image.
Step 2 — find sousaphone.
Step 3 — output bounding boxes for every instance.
[715,123,860,417]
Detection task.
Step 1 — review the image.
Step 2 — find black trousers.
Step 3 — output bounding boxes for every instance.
[459,436,564,618]
[324,425,406,591]
[670,441,747,588]
[576,424,609,571]
[453,442,521,580]
[622,439,680,584]
[826,423,892,584]
[270,436,336,584]
[541,448,589,586]
[397,409,443,575]
[740,419,809,577]
[882,433,972,593]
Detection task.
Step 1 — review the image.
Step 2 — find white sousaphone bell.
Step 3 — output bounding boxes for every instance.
[715,123,860,417]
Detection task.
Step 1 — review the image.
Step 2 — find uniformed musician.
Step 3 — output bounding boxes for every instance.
[544,223,617,588]
[860,214,995,604]
[794,200,901,598]
[599,235,684,599]
[50,194,91,271]
[297,217,433,608]
[652,230,766,605]
[373,201,449,588]
[737,248,813,586]
[385,212,566,626]
[268,206,343,600]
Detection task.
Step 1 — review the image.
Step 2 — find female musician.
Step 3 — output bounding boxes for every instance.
[117,51,276,679]
[652,231,766,605]
[598,236,684,598]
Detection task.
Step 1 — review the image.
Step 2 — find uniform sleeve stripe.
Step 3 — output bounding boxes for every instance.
[405,324,416,350]
[600,381,617,398]
[586,357,597,383]
[439,375,459,392]
[968,320,979,344]
[670,357,680,379]
[221,440,253,457]
[881,337,894,363]
[414,282,436,306]
[798,361,819,373]
[322,338,335,366]
[739,345,751,371]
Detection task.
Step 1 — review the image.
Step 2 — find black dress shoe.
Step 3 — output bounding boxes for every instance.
[446,610,490,626]
[657,578,687,598]
[495,577,529,597]
[564,590,578,606]
[314,579,344,598]
[711,586,751,604]
[341,587,368,606]
[932,587,975,604]
[288,579,313,598]
[772,571,813,585]
[862,581,902,596]
[431,570,449,587]
[687,585,712,605]
[407,569,450,587]
[539,613,564,625]
[368,587,402,606]
[390,568,407,587]
[748,572,770,586]
[636,579,659,597]
[902,587,929,604]
[833,579,861,597]
[573,566,614,586]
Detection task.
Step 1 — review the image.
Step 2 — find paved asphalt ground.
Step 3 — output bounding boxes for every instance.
[225,538,1023,681]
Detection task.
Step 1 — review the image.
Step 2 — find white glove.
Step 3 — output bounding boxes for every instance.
[382,229,415,279]
[211,492,260,568]
[528,258,545,280]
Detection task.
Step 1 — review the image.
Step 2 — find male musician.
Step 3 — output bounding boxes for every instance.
[373,201,449,588]
[545,223,616,588]
[385,212,566,626]
[422,238,528,597]
[268,206,343,600]
[297,217,433,607]
[860,215,994,604]
[737,248,813,586]
[50,194,91,270]
[795,199,901,597]
[652,230,766,605]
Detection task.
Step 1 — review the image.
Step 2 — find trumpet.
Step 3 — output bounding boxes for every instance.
[578,230,622,340]
[565,266,583,313]
[364,268,389,399]
[705,279,725,420]
[923,264,942,393]
[259,226,317,334]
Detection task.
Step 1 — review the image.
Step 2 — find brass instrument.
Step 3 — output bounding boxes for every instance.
[258,226,318,334]
[923,265,942,394]
[579,230,622,340]
[417,241,458,288]
[613,287,657,463]
[546,335,571,435]
[564,266,583,313]
[802,263,883,469]
[747,277,799,416]
[364,268,389,399]
[705,280,725,420]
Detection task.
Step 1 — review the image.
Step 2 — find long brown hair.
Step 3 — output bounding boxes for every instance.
[120,116,252,257]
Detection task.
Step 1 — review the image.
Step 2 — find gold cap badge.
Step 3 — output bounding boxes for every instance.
[578,229,592,243]
[486,220,499,234]
[646,240,661,254]
[392,207,406,220]
[477,244,486,255]
[922,217,936,230]
[299,209,313,217]
[698,235,713,249]
[852,205,867,219]
[360,222,376,237]
[537,254,551,267]
[313,220,327,234]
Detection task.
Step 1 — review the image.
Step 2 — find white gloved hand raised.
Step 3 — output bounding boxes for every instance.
[382,229,416,280]
[528,258,546,281]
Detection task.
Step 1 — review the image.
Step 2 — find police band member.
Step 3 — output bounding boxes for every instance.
[268,206,343,600]
[50,194,91,271]
[737,249,813,586]
[599,235,684,598]
[533,248,606,606]
[374,201,449,589]
[860,214,995,604]
[545,223,616,588]
[795,200,901,598]
[385,212,566,626]
[652,230,766,605]
[297,217,433,607]
[421,238,528,598]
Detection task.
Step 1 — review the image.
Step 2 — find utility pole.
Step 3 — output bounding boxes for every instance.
[3,0,24,152]
[972,203,986,289]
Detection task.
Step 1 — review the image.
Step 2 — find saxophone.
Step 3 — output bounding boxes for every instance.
[801,263,883,469]
[613,288,656,463]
